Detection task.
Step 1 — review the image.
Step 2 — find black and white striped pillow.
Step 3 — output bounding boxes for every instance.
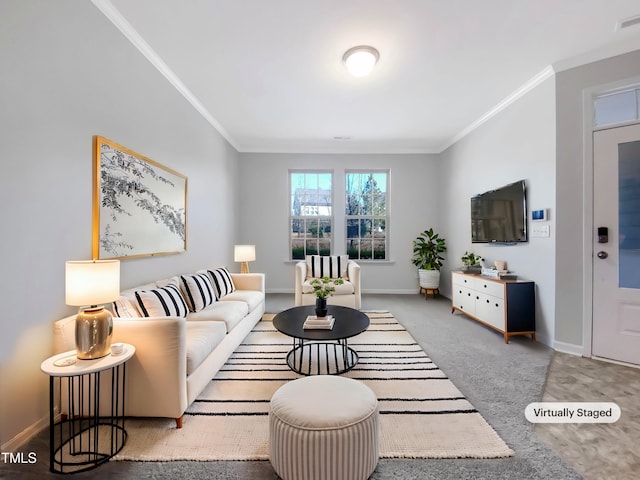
[180,273,216,312]
[135,283,189,318]
[306,255,349,279]
[207,267,236,299]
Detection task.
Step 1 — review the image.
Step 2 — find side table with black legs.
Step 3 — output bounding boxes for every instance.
[40,343,135,474]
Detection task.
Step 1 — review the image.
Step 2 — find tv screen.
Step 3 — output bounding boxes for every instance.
[471,180,527,243]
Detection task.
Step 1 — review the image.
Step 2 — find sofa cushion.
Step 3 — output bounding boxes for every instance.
[220,290,264,312]
[301,279,355,295]
[180,273,216,312]
[306,255,349,279]
[187,300,249,333]
[205,267,236,299]
[185,321,227,375]
[135,283,189,318]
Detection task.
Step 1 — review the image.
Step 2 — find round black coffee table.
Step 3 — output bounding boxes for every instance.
[273,305,370,375]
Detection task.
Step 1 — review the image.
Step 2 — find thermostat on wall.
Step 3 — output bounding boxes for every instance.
[532,209,547,221]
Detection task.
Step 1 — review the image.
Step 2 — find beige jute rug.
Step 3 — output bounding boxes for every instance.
[113,311,513,461]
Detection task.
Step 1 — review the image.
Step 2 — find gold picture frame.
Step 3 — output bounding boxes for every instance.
[92,136,187,260]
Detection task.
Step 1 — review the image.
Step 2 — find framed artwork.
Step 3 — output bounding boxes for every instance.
[92,136,187,259]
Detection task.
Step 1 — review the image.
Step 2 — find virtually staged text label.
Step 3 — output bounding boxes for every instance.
[525,402,621,423]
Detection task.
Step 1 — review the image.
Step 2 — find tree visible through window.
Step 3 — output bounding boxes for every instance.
[290,171,333,260]
[346,171,388,260]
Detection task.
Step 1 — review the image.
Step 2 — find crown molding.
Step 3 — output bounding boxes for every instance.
[90,0,239,150]
[438,65,556,153]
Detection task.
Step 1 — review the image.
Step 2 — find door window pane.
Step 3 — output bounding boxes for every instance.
[595,90,638,127]
[619,140,640,288]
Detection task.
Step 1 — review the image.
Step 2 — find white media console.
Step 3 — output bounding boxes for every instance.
[451,271,536,344]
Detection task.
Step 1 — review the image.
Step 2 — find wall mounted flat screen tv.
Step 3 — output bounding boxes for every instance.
[471,180,528,243]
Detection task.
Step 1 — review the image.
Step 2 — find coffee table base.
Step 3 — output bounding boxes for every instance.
[286,339,359,376]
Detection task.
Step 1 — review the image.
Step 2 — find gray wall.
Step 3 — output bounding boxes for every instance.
[438,77,557,346]
[237,153,441,294]
[555,49,640,347]
[0,0,239,446]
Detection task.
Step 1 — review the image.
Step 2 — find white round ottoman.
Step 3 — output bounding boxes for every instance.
[269,375,379,480]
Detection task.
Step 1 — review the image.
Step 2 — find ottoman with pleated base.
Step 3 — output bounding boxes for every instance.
[269,375,379,480]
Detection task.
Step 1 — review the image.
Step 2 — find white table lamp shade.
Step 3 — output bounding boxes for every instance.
[65,260,120,306]
[234,245,256,262]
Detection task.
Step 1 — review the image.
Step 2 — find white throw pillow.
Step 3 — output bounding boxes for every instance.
[206,267,236,299]
[111,297,140,318]
[306,255,349,279]
[134,283,189,318]
[180,273,216,312]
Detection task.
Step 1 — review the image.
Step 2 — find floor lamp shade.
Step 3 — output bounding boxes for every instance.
[234,245,256,274]
[65,260,120,359]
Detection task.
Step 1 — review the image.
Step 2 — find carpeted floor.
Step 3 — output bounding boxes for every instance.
[113,311,512,461]
[4,293,583,480]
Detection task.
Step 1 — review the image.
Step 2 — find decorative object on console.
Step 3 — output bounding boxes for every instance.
[309,276,344,317]
[234,245,256,273]
[494,260,507,271]
[65,259,120,359]
[93,135,187,260]
[461,251,483,273]
[412,228,447,291]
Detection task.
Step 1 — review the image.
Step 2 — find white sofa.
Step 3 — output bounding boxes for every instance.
[295,255,361,309]
[53,269,265,428]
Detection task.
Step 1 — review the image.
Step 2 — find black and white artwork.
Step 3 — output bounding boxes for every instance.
[93,136,187,259]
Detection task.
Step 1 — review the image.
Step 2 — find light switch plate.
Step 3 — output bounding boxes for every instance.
[531,224,550,237]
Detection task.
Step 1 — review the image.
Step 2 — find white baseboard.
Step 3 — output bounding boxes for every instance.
[1,410,53,452]
[553,340,584,356]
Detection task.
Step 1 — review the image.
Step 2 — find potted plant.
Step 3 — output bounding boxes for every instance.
[461,251,483,273]
[412,228,447,289]
[309,276,344,317]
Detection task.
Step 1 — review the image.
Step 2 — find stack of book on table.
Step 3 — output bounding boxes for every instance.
[303,315,335,330]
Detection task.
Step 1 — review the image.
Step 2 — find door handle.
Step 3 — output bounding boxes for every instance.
[597,251,608,259]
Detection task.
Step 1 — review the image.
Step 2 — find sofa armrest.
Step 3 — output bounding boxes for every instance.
[294,261,307,306]
[111,317,188,419]
[231,273,265,293]
[347,260,361,291]
[52,314,188,420]
[348,260,362,309]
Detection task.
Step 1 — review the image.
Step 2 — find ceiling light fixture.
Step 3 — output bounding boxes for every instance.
[343,45,379,77]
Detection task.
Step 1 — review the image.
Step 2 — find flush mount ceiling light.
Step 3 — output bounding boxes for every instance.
[343,45,379,77]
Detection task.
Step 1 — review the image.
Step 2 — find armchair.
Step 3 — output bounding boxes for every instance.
[295,255,361,309]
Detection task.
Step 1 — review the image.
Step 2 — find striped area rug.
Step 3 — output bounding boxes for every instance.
[114,311,513,461]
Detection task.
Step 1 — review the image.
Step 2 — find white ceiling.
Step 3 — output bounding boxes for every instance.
[98,0,640,154]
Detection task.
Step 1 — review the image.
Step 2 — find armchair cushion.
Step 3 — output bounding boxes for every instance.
[301,279,355,295]
[306,255,349,279]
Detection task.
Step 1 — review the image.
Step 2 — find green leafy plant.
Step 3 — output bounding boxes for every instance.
[412,228,447,271]
[461,251,483,267]
[309,276,344,299]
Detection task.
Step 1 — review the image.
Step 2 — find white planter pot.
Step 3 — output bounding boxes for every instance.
[418,269,440,289]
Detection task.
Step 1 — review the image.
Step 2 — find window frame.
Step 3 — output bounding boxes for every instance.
[288,169,334,261]
[345,169,389,261]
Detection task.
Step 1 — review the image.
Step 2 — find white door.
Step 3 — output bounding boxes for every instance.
[592,123,640,366]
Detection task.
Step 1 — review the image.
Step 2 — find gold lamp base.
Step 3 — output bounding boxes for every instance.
[75,306,113,359]
[240,262,250,274]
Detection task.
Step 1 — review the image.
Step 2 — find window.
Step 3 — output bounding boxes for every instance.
[346,171,388,260]
[290,171,333,260]
[594,87,640,127]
